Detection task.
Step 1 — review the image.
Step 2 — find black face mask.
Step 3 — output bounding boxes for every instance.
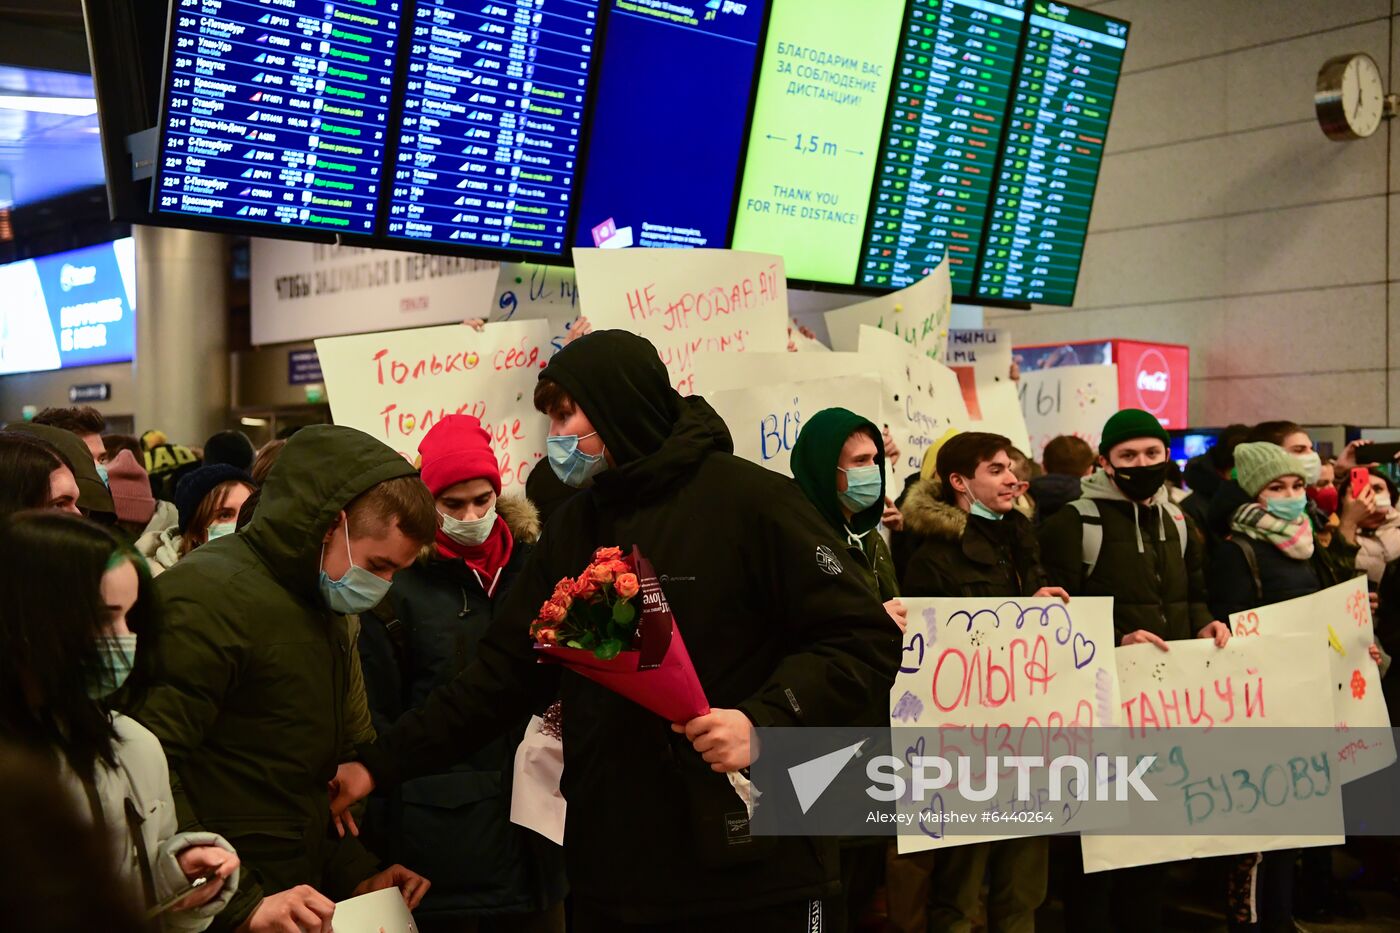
[1109,461,1170,502]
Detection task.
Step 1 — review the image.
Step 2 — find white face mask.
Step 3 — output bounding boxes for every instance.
[439,505,497,547]
[1295,451,1322,487]
[1376,494,1393,513]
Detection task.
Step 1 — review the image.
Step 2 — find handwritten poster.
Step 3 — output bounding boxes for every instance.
[692,353,870,397]
[858,326,969,483]
[1080,636,1345,873]
[891,597,1121,852]
[1231,577,1395,783]
[491,263,582,354]
[707,374,885,477]
[824,256,953,362]
[572,248,788,395]
[315,320,550,492]
[1018,365,1119,462]
[333,887,418,933]
[945,329,1029,453]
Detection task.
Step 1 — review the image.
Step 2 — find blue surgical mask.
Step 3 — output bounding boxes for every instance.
[970,500,1004,522]
[1264,494,1308,522]
[89,633,137,699]
[206,521,236,541]
[319,520,393,614]
[547,432,606,487]
[440,505,496,547]
[837,464,883,513]
[96,463,110,487]
[1295,451,1322,487]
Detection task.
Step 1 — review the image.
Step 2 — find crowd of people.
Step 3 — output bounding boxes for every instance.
[1,329,1397,933]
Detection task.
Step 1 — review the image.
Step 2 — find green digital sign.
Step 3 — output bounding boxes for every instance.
[731,0,906,285]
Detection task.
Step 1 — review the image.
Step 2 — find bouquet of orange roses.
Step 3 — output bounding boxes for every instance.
[530,545,709,723]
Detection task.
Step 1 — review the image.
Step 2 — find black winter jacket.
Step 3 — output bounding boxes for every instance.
[359,331,901,923]
[900,476,1048,598]
[1209,535,1344,620]
[358,496,566,921]
[1038,471,1213,643]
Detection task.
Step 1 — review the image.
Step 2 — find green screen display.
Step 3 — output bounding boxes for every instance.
[731,0,906,285]
[975,2,1129,304]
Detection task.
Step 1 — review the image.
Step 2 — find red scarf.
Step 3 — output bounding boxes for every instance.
[435,516,514,597]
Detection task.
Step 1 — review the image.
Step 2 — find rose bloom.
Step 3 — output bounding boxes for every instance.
[535,626,558,646]
[606,559,631,577]
[615,572,640,600]
[571,577,599,600]
[594,546,623,562]
[589,563,615,584]
[539,600,567,625]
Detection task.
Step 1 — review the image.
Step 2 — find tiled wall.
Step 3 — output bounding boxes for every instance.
[986,0,1397,426]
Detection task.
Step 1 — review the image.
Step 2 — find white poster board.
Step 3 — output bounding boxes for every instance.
[315,320,550,492]
[332,888,418,933]
[1080,636,1346,873]
[251,239,498,345]
[491,263,582,354]
[824,256,952,362]
[572,248,788,395]
[944,329,1029,453]
[891,597,1122,852]
[858,326,970,483]
[707,374,885,477]
[1018,364,1120,462]
[1231,576,1395,783]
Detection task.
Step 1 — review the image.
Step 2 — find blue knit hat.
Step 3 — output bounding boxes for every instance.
[174,464,254,533]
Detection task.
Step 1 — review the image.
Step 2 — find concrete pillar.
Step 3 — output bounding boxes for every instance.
[132,225,228,444]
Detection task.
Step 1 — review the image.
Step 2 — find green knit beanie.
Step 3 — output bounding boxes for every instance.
[1233,442,1306,497]
[1098,408,1170,456]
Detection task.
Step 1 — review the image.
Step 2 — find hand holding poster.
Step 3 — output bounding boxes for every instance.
[315,320,550,491]
[1080,636,1345,873]
[572,248,788,394]
[1018,365,1119,462]
[858,326,969,482]
[1231,576,1395,782]
[824,256,953,362]
[890,596,1120,852]
[706,374,885,477]
[945,329,1029,453]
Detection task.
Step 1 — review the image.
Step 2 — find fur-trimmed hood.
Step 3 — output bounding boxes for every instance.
[900,475,967,543]
[417,493,541,563]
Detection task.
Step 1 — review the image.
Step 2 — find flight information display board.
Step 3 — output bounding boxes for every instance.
[859,0,1026,295]
[975,2,1128,304]
[730,0,906,285]
[385,0,602,255]
[154,0,402,233]
[571,0,767,251]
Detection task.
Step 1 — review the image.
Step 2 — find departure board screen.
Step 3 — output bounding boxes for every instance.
[154,0,402,232]
[859,0,1026,296]
[975,2,1128,305]
[571,0,767,251]
[385,0,601,255]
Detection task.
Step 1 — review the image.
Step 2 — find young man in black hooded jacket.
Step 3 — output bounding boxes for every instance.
[331,330,902,931]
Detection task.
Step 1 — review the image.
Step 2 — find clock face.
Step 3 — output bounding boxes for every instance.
[1342,54,1386,137]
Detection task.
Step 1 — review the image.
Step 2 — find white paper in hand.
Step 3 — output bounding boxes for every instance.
[332,887,418,933]
[510,714,566,845]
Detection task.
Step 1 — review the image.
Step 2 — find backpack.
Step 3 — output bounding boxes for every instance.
[1069,498,1188,578]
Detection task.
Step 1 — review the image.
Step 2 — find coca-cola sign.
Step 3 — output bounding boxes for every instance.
[1134,348,1171,414]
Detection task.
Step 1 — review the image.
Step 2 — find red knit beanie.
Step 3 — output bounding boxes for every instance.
[418,415,501,496]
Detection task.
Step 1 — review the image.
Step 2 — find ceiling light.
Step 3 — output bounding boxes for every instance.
[0,96,98,117]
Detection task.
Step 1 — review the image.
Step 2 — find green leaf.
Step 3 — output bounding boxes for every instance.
[612,600,636,627]
[596,638,624,661]
[565,640,584,650]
